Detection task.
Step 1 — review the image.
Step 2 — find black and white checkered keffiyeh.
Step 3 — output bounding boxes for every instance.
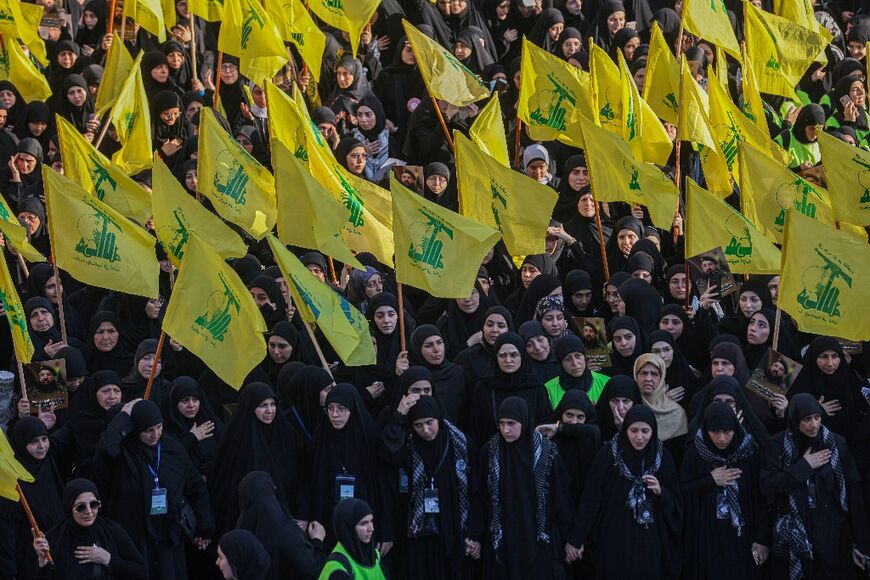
[609,436,662,527]
[693,428,758,536]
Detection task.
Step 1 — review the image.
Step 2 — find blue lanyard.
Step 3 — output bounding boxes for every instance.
[146,443,161,489]
[292,406,313,441]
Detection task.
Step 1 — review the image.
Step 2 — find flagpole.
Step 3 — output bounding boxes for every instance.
[429,96,455,150]
[50,261,67,345]
[771,306,782,351]
[673,50,685,246]
[16,361,27,403]
[397,282,407,351]
[304,322,334,378]
[19,483,53,568]
[143,331,167,400]
[107,0,117,34]
[327,256,339,285]
[189,15,198,83]
[213,52,224,111]
[683,176,690,310]
[15,252,29,279]
[513,120,522,167]
[92,114,112,149]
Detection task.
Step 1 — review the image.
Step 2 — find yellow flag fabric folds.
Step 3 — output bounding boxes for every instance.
[265,81,327,165]
[455,132,556,255]
[270,0,326,83]
[469,95,510,167]
[109,53,152,175]
[95,33,134,116]
[686,178,781,274]
[817,131,870,225]
[739,50,771,137]
[780,209,870,341]
[391,176,500,298]
[56,116,152,225]
[517,37,591,146]
[618,51,672,166]
[0,38,51,103]
[0,196,43,263]
[198,108,276,239]
[188,0,224,21]
[738,141,836,243]
[310,0,380,59]
[218,0,288,83]
[123,0,167,42]
[0,428,33,501]
[0,0,47,66]
[643,23,680,125]
[589,41,623,135]
[403,20,490,107]
[579,115,679,229]
[0,256,33,363]
[683,0,740,57]
[151,156,246,266]
[44,168,159,298]
[164,235,267,388]
[272,140,364,269]
[267,235,376,366]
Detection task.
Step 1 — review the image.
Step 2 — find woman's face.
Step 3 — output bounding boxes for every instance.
[520,264,541,288]
[412,416,439,441]
[357,105,377,131]
[27,121,48,136]
[184,168,198,191]
[94,321,119,352]
[177,395,200,419]
[166,51,184,70]
[453,40,472,61]
[373,305,398,335]
[420,335,445,365]
[236,132,253,153]
[604,284,620,313]
[96,384,122,410]
[26,435,49,460]
[145,298,163,320]
[607,11,626,34]
[658,314,684,339]
[636,362,661,395]
[356,514,375,544]
[816,349,841,375]
[401,42,416,65]
[151,64,170,83]
[137,352,161,379]
[0,90,15,108]
[668,273,688,301]
[185,100,203,122]
[58,50,77,70]
[160,107,181,127]
[746,313,770,345]
[541,310,566,337]
[456,288,480,314]
[609,397,633,423]
[364,273,383,299]
[650,341,673,368]
[71,492,99,528]
[82,10,99,29]
[346,146,367,175]
[708,429,735,450]
[850,79,866,108]
[254,397,276,424]
[633,66,646,93]
[17,209,40,233]
[572,288,592,312]
[525,335,550,362]
[483,313,509,345]
[29,307,53,333]
[564,0,582,13]
[561,407,587,424]
[739,290,762,318]
[548,22,565,41]
[568,166,589,191]
[268,335,293,363]
[711,357,735,377]
[220,62,239,84]
[632,268,652,283]
[326,401,350,429]
[495,0,510,18]
[626,421,651,450]
[562,37,582,59]
[496,343,522,373]
[336,65,355,89]
[426,174,448,195]
[67,86,88,107]
[612,328,636,357]
[617,228,639,256]
[623,36,641,61]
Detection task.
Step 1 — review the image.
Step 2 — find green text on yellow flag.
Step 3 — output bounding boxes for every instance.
[0,256,33,363]
[198,107,276,239]
[0,37,51,102]
[779,209,870,341]
[56,115,152,225]
[0,0,47,65]
[391,175,500,298]
[579,115,679,228]
[589,40,624,135]
[218,0,288,83]
[686,178,781,274]
[44,167,159,298]
[164,235,267,387]
[151,155,246,266]
[267,234,375,366]
[618,49,672,166]
[643,22,680,125]
[817,130,870,225]
[269,0,326,83]
[95,33,134,115]
[403,20,490,107]
[470,94,510,167]
[455,132,557,255]
[517,37,591,146]
[0,196,43,263]
[110,52,153,175]
[272,139,363,270]
[310,0,380,59]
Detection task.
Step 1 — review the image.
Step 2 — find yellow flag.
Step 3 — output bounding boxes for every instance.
[643,22,680,125]
[265,81,326,165]
[744,3,829,101]
[272,139,364,269]
[738,141,836,243]
[0,196,43,263]
[517,37,591,146]
[714,46,729,88]
[188,0,224,21]
[123,0,167,42]
[618,50,672,166]
[391,175,500,298]
[683,0,740,57]
[198,108,276,239]
[469,95,510,167]
[707,71,790,176]
[0,38,50,102]
[44,167,159,298]
[455,132,557,255]
[56,116,152,225]
[0,428,34,501]
[740,50,770,137]
[779,209,870,340]
[403,20,490,107]
[589,40,623,134]
[164,235,266,388]
[774,0,832,41]
[109,53,152,175]
[686,178,781,274]
[578,115,679,229]
[817,131,870,225]
[310,0,380,59]
[0,256,33,363]
[151,155,246,266]
[95,33,133,116]
[267,234,375,366]
[269,0,326,83]
[218,0,288,83]
[0,1,47,66]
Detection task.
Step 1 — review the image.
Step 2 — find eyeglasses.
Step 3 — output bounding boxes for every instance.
[73,500,101,513]
[497,351,520,360]
[347,153,366,161]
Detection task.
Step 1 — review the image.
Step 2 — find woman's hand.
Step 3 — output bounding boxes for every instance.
[396,393,420,415]
[752,543,769,566]
[844,100,859,123]
[190,421,215,441]
[75,545,111,566]
[366,381,385,400]
[666,386,685,402]
[642,474,661,495]
[466,331,483,347]
[395,351,409,376]
[32,529,50,568]
[161,138,183,156]
[710,466,742,486]
[770,393,788,418]
[43,339,67,359]
[465,538,481,559]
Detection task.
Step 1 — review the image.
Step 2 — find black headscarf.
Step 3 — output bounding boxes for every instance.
[281,365,333,441]
[606,216,644,273]
[439,281,492,359]
[454,26,496,75]
[82,311,134,377]
[14,101,52,152]
[12,416,64,529]
[75,0,107,48]
[563,270,596,317]
[618,277,662,335]
[607,316,643,376]
[333,498,377,566]
[59,74,95,134]
[327,54,374,120]
[150,90,189,147]
[594,374,642,441]
[366,292,414,381]
[554,334,594,393]
[164,376,223,476]
[528,8,566,53]
[25,296,63,360]
[590,0,627,53]
[218,529,271,580]
[161,40,192,90]
[792,104,826,144]
[263,321,304,384]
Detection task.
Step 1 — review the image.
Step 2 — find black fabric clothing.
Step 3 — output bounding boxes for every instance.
[605,316,644,377]
[594,375,642,442]
[437,282,494,361]
[217,530,271,580]
[409,325,473,429]
[553,390,602,504]
[82,311,134,377]
[279,364,332,444]
[163,376,224,479]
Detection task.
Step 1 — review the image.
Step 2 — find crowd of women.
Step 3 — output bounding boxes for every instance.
[0,0,870,578]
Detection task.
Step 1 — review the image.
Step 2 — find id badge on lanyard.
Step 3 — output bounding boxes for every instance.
[336,472,356,502]
[148,444,168,516]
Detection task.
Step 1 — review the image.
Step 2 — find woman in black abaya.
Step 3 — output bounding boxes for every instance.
[407,325,472,429]
[594,374,642,442]
[81,311,134,377]
[605,316,644,377]
[544,389,602,504]
[452,306,513,386]
[163,376,223,479]
[479,397,572,579]
[279,365,333,446]
[27,262,84,342]
[437,282,493,361]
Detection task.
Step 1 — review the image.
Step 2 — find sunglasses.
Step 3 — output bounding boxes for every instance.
[73,500,101,513]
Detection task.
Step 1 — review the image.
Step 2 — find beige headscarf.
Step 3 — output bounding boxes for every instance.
[634,353,688,440]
